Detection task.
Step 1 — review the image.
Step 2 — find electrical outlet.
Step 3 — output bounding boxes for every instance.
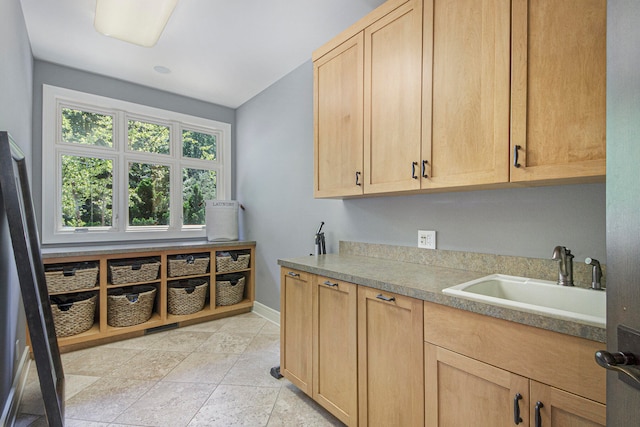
[418,230,436,249]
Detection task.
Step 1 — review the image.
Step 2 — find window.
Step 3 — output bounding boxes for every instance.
[42,85,231,244]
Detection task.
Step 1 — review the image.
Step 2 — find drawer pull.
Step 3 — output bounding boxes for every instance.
[355,171,361,186]
[422,160,428,178]
[287,271,300,278]
[535,401,544,427]
[376,294,395,302]
[323,280,338,287]
[513,393,523,425]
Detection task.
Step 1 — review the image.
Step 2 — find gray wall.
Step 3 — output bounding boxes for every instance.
[0,0,33,413]
[32,60,236,240]
[236,60,607,311]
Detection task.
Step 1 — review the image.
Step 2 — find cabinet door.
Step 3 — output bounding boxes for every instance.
[280,268,313,395]
[314,33,364,198]
[422,0,510,189]
[425,343,530,427]
[313,277,358,425]
[530,381,605,427]
[510,0,606,183]
[358,286,424,426]
[363,0,423,194]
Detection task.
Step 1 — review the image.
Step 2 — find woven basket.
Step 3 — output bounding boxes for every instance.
[168,254,210,277]
[216,252,250,273]
[167,279,208,315]
[50,293,97,338]
[216,275,245,306]
[45,262,99,293]
[107,286,156,327]
[109,259,160,285]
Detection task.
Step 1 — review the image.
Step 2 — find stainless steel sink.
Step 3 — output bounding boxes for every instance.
[442,274,606,327]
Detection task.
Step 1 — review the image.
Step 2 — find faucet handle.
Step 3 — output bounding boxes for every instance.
[585,257,604,290]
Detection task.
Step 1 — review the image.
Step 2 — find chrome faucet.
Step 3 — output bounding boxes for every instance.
[552,246,574,286]
[585,257,604,290]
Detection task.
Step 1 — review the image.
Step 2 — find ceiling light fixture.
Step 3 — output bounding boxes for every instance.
[94,0,178,47]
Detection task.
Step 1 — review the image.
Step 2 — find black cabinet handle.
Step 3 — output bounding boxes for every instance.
[422,160,428,178]
[513,145,522,168]
[376,293,396,302]
[355,171,361,186]
[323,280,338,287]
[287,271,300,278]
[412,162,419,179]
[535,401,544,427]
[513,393,523,425]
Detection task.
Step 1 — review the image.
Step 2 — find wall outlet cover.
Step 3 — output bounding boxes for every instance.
[418,230,436,249]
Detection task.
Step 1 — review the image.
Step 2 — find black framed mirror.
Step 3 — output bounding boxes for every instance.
[0,131,64,426]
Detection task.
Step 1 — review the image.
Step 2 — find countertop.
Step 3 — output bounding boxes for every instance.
[42,240,256,259]
[278,254,606,343]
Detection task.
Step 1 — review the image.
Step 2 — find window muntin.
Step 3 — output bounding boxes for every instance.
[42,85,232,244]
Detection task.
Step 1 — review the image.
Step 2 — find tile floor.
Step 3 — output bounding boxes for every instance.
[15,312,343,426]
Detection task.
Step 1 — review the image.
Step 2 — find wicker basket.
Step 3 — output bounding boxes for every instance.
[216,274,245,306]
[168,254,210,277]
[45,262,99,293]
[107,286,157,327]
[216,252,250,273]
[50,293,97,338]
[167,279,208,315]
[109,258,160,285]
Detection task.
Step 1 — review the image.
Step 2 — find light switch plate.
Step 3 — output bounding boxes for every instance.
[418,230,436,249]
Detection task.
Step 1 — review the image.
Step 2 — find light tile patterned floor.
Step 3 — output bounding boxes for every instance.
[15,312,343,426]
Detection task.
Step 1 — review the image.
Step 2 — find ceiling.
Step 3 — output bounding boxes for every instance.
[20,0,386,109]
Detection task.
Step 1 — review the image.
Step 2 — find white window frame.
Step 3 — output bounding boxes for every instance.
[42,84,231,244]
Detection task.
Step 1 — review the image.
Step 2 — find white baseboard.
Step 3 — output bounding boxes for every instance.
[0,347,31,427]
[252,301,280,326]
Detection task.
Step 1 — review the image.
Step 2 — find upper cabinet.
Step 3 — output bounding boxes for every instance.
[363,0,424,194]
[314,33,364,197]
[313,0,606,198]
[313,0,422,197]
[510,0,607,183]
[422,0,511,189]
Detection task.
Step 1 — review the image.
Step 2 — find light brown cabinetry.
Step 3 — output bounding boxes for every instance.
[313,276,358,425]
[280,268,313,395]
[425,343,530,426]
[42,244,255,351]
[358,286,424,426]
[510,0,607,184]
[363,0,423,194]
[422,0,511,189]
[279,268,424,426]
[424,301,606,426]
[314,33,364,197]
[313,0,606,198]
[313,0,422,197]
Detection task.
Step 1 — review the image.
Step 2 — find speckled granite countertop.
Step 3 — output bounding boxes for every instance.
[42,240,256,259]
[278,254,606,343]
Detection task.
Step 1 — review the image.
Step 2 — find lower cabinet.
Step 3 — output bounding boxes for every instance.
[358,286,424,427]
[280,268,424,426]
[313,276,358,425]
[280,269,313,395]
[424,302,606,427]
[425,343,530,426]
